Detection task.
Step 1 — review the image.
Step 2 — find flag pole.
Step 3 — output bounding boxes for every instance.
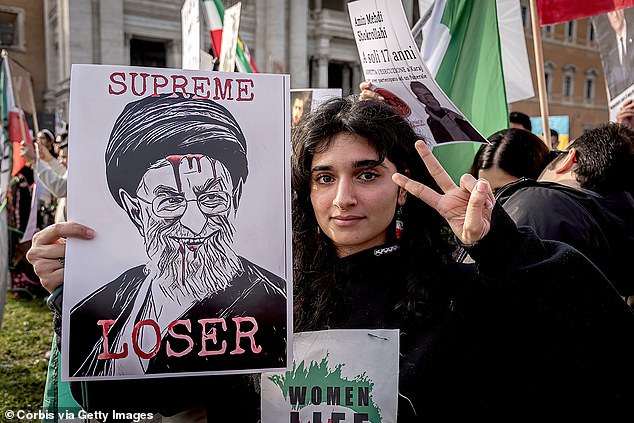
[528,0,550,147]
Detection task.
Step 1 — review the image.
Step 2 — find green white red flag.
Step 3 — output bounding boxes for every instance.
[1,52,32,181]
[537,0,634,25]
[202,0,259,73]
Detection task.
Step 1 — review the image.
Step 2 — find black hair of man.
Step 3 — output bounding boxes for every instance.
[570,122,634,196]
[104,93,248,209]
[509,111,532,131]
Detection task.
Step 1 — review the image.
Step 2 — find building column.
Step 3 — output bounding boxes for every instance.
[265,0,286,72]
[352,64,362,94]
[402,0,414,26]
[255,0,266,71]
[289,0,308,88]
[99,0,124,64]
[341,65,351,95]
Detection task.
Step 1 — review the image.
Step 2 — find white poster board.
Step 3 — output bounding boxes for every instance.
[347,0,484,145]
[181,0,201,70]
[219,2,241,72]
[290,88,342,127]
[262,329,399,423]
[63,65,292,381]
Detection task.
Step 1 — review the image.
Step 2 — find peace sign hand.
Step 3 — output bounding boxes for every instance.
[392,140,494,245]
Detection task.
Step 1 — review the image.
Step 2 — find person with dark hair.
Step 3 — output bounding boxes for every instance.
[549,128,560,149]
[470,128,550,192]
[28,97,634,420]
[291,91,312,128]
[497,122,634,302]
[290,97,634,418]
[508,110,532,131]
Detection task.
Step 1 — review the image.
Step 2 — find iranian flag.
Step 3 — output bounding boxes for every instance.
[537,0,634,26]
[422,0,509,138]
[0,53,32,180]
[420,0,513,182]
[202,0,259,73]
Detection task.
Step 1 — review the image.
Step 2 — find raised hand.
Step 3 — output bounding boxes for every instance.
[359,81,384,101]
[392,140,494,245]
[26,222,95,293]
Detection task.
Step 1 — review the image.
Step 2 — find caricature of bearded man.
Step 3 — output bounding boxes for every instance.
[68,93,287,378]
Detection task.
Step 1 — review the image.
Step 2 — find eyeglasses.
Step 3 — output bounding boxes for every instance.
[137,191,231,219]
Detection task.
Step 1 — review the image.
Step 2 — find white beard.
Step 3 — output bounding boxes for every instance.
[144,213,243,303]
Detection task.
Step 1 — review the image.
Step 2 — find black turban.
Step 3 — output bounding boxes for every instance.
[105,93,248,208]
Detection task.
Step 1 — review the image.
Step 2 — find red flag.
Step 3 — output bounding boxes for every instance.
[537,0,634,25]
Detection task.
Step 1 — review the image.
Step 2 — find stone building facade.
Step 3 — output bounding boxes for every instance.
[0,0,611,139]
[513,0,609,139]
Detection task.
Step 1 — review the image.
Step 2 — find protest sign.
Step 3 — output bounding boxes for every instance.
[347,0,485,146]
[262,329,399,423]
[290,88,342,127]
[63,65,292,381]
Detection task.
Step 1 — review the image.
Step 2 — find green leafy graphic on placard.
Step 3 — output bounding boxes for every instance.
[268,354,382,422]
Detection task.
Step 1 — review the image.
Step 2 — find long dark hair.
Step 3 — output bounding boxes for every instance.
[291,97,455,330]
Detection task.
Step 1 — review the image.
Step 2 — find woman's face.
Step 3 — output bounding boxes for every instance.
[309,132,406,257]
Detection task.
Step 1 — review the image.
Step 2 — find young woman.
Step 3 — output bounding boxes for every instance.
[28,97,634,420]
[291,97,634,419]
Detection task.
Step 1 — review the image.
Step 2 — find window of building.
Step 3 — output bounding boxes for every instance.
[521,3,529,28]
[565,21,576,41]
[584,69,598,101]
[543,25,554,38]
[562,65,576,98]
[322,0,346,11]
[130,38,167,68]
[544,61,556,95]
[588,21,596,43]
[0,7,24,51]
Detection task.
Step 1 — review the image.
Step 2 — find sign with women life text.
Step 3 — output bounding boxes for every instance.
[347,0,484,145]
[62,64,292,381]
[261,329,399,423]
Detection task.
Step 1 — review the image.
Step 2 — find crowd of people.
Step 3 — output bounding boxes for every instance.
[6,128,68,298]
[14,83,634,422]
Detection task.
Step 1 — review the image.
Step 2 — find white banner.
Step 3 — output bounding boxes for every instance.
[262,329,399,423]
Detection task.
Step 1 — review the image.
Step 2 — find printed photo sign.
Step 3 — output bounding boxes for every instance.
[592,7,634,120]
[62,64,292,381]
[347,0,485,145]
[290,88,342,127]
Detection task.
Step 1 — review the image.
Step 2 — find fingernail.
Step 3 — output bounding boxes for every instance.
[85,228,95,238]
[485,199,493,209]
[477,180,487,192]
[377,95,384,101]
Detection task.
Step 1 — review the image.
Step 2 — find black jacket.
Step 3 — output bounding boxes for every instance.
[315,204,634,420]
[496,178,634,296]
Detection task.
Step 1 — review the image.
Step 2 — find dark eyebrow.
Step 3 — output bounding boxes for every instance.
[311,159,385,173]
[154,185,182,196]
[194,178,222,195]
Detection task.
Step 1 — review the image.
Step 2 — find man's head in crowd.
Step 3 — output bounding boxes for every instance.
[539,122,634,196]
[509,111,532,132]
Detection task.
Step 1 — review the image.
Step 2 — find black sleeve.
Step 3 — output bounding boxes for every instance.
[459,203,634,414]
